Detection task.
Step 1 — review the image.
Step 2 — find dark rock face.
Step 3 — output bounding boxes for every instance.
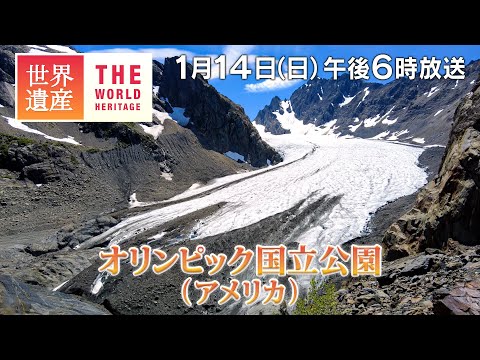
[152,59,164,85]
[255,61,480,145]
[0,274,109,315]
[253,96,290,135]
[0,81,14,107]
[0,46,22,83]
[0,136,76,183]
[290,75,368,126]
[384,76,480,258]
[157,57,282,167]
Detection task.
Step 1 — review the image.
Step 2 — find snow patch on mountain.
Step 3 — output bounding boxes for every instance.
[387,129,409,141]
[139,124,164,139]
[364,107,396,128]
[27,45,77,54]
[152,109,171,123]
[363,114,382,128]
[348,121,363,133]
[382,117,398,125]
[161,173,173,181]
[369,131,390,140]
[46,45,76,53]
[339,94,356,108]
[362,87,370,102]
[27,45,47,50]
[28,48,51,54]
[272,100,317,136]
[52,280,69,292]
[139,109,172,139]
[425,86,440,98]
[318,119,340,136]
[2,116,81,145]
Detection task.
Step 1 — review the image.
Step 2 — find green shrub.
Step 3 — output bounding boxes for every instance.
[15,137,36,146]
[293,278,339,315]
[70,155,79,165]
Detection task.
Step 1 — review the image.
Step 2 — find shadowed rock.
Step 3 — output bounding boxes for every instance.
[0,275,109,315]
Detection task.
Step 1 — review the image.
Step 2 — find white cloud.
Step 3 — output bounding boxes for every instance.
[223,45,256,61]
[88,47,196,62]
[244,77,302,93]
[209,45,257,79]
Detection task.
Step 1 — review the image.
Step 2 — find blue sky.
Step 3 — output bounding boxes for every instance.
[75,45,480,120]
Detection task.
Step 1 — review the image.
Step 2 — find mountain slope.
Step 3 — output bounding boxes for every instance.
[155,57,282,167]
[255,61,480,145]
[0,45,281,301]
[0,45,281,238]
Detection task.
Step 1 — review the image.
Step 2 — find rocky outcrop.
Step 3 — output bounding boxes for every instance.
[434,280,480,315]
[0,135,77,183]
[0,82,14,108]
[0,274,109,315]
[27,215,120,252]
[337,240,480,315]
[255,61,480,145]
[0,45,25,83]
[384,77,480,259]
[157,57,282,167]
[253,96,291,135]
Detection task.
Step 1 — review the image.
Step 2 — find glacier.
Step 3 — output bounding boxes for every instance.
[80,100,427,264]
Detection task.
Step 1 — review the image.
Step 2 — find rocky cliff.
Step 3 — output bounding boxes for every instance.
[384,76,480,259]
[252,96,290,135]
[156,57,282,167]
